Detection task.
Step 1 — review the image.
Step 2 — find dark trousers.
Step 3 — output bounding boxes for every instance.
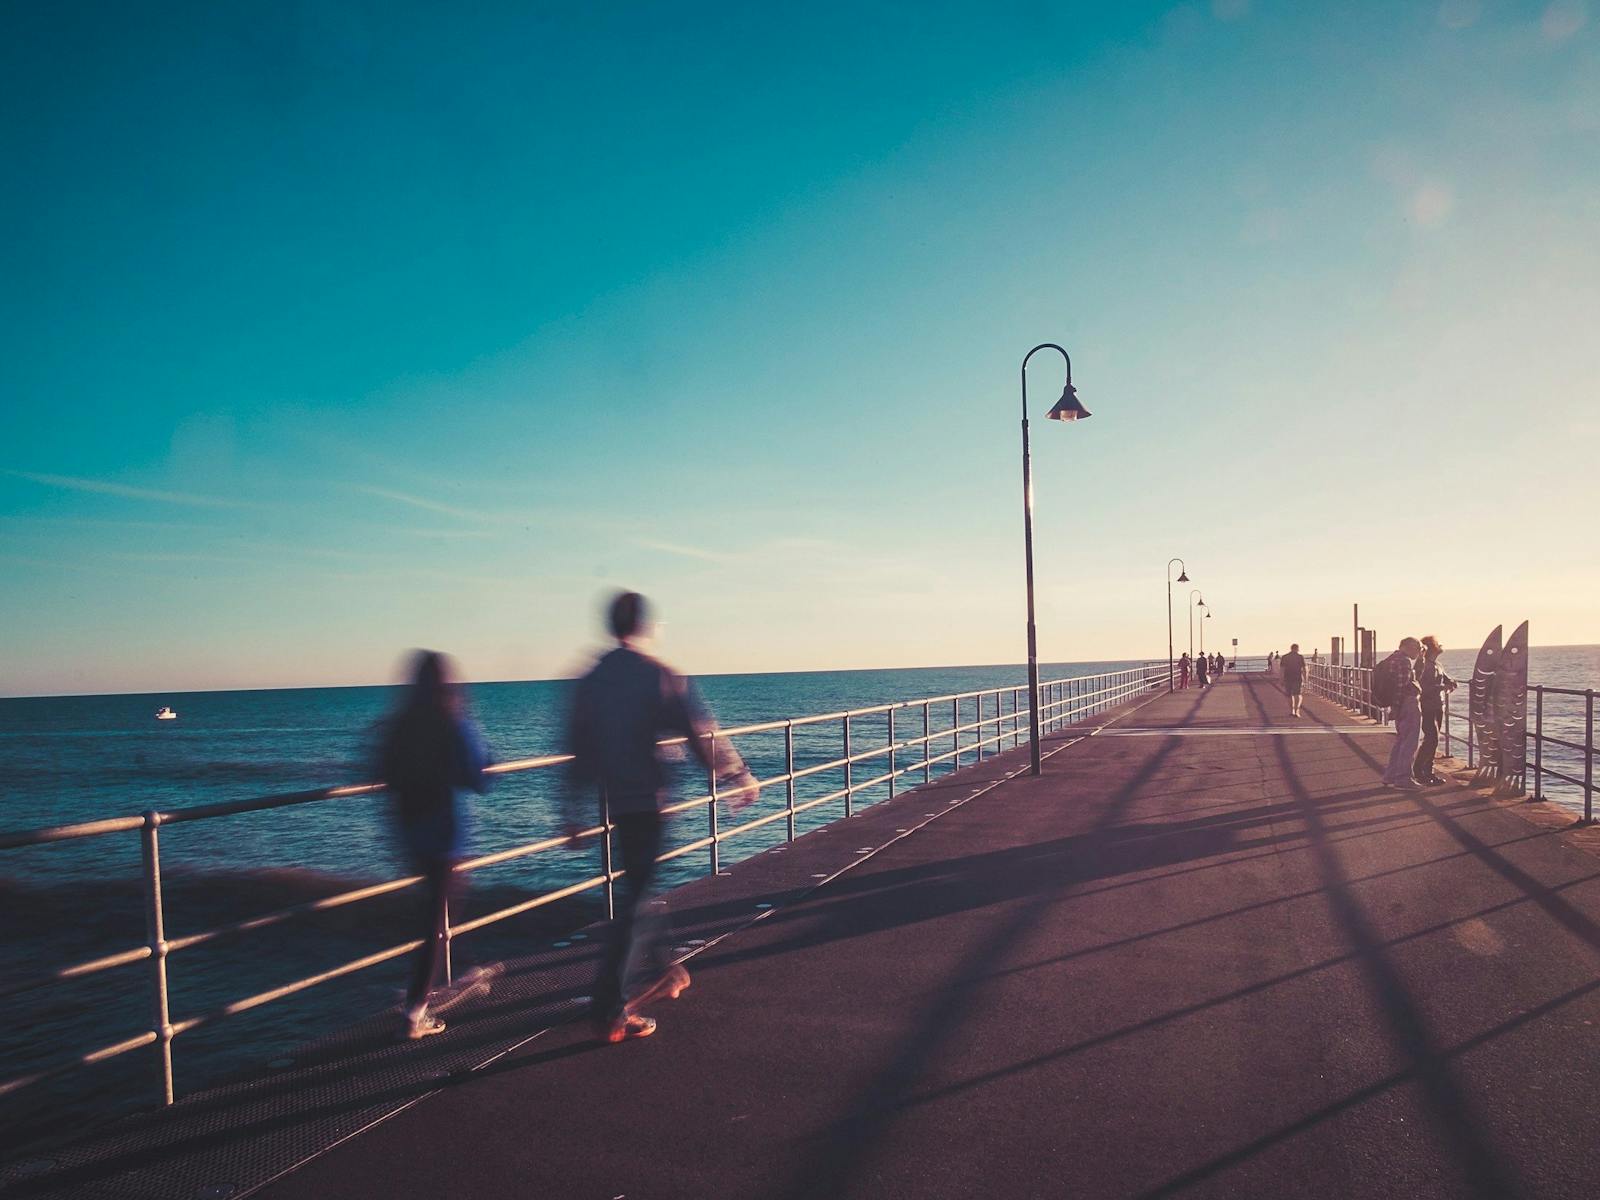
[405,860,460,1012]
[594,810,668,1022]
[1415,707,1442,781]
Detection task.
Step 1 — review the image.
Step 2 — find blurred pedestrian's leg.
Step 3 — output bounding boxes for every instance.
[595,810,666,1024]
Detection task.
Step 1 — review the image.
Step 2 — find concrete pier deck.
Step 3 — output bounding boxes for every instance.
[15,674,1600,1199]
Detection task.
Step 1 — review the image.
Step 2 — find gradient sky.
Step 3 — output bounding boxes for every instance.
[2,1,1596,696]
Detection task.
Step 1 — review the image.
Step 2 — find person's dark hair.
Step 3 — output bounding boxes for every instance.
[609,591,648,640]
[380,650,459,806]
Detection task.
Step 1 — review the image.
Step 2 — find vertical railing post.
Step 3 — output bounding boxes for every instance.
[1585,690,1594,825]
[442,898,454,986]
[784,721,796,841]
[975,695,984,762]
[1532,687,1543,801]
[708,733,720,874]
[923,701,931,782]
[952,697,960,769]
[1467,703,1474,769]
[843,714,854,817]
[140,813,175,1107]
[888,708,897,796]
[601,789,615,920]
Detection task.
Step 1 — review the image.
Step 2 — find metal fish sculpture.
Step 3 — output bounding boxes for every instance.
[1493,621,1529,794]
[1470,625,1502,784]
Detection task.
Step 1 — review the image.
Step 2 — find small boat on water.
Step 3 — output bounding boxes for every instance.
[155,706,177,721]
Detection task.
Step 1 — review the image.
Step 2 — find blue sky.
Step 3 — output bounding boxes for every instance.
[2,1,1596,695]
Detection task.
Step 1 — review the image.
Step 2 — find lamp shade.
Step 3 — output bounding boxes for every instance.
[1177,569,1189,583]
[1045,382,1091,421]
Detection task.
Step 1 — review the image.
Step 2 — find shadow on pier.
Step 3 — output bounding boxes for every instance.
[11,675,1600,1199]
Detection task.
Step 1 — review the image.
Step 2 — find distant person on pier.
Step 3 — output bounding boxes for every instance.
[377,650,491,1040]
[565,591,758,1044]
[1413,635,1457,786]
[1194,652,1209,689]
[1280,644,1307,718]
[1178,653,1191,689]
[1213,652,1224,680]
[1375,637,1425,790]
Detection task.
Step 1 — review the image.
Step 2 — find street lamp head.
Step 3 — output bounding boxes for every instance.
[1045,381,1091,422]
[1176,569,1189,583]
[1196,596,1205,606]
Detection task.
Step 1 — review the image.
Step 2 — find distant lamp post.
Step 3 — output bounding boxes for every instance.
[1020,343,1091,777]
[1189,589,1205,659]
[1166,558,1189,692]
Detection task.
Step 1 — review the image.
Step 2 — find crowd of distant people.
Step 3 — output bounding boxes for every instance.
[1175,651,1229,689]
[1265,636,1456,790]
[375,591,757,1044]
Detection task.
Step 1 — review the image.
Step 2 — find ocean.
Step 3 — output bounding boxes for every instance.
[3,647,1595,1150]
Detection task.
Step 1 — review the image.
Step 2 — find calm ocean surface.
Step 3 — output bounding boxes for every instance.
[3,647,1595,1148]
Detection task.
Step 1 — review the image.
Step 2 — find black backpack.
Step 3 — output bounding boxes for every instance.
[1370,653,1401,709]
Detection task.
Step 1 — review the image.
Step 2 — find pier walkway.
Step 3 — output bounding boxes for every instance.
[17,673,1600,1199]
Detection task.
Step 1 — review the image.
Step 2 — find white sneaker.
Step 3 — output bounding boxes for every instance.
[402,1011,446,1040]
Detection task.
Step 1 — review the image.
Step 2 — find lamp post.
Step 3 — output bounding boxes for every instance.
[1019,342,1091,776]
[1188,589,1205,659]
[1166,558,1188,692]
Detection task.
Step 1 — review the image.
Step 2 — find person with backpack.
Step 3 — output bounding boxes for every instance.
[1178,652,1191,689]
[377,650,492,1040]
[564,591,758,1044]
[1374,637,1425,790]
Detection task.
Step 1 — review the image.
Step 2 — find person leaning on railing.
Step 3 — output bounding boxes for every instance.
[564,590,758,1045]
[1413,635,1457,786]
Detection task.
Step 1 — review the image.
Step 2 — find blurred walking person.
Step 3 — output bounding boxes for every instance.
[1375,637,1425,790]
[377,650,491,1040]
[566,591,757,1044]
[1178,652,1191,690]
[1280,643,1307,718]
[1414,635,1457,785]
[1194,651,1209,689]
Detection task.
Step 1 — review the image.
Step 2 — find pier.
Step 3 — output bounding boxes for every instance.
[11,671,1600,1198]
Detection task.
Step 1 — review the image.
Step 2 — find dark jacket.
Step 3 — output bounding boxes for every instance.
[378,711,490,865]
[1417,658,1455,715]
[567,647,720,816]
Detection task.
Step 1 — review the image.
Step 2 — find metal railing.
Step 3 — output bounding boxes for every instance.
[0,664,1163,1111]
[1301,664,1597,822]
[1442,685,1598,822]
[1303,661,1381,721]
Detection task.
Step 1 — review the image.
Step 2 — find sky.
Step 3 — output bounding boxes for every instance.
[2,1,1597,696]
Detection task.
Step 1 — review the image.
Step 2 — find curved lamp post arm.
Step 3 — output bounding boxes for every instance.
[1021,343,1072,421]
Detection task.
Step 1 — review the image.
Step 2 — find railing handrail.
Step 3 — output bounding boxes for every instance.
[2,663,1165,1111]
[0,666,1157,850]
